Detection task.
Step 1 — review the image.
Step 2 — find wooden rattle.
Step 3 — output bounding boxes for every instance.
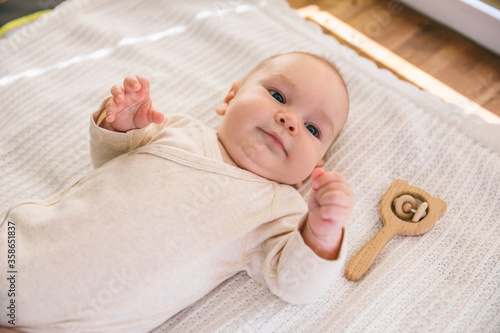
[345,179,447,281]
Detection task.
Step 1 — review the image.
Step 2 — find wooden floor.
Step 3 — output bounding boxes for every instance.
[287,0,500,119]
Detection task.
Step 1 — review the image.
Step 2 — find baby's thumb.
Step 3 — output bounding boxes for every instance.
[311,167,326,189]
[152,109,165,124]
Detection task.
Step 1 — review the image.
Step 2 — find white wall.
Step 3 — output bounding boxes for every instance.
[400,0,500,55]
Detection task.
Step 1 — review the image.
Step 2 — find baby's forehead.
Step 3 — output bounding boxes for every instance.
[259,53,336,73]
[249,54,345,93]
[260,54,345,94]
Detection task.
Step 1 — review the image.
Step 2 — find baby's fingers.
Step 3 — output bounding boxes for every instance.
[135,75,150,92]
[316,185,354,209]
[123,76,141,93]
[110,84,125,103]
[312,169,347,190]
[319,204,351,228]
[104,97,118,122]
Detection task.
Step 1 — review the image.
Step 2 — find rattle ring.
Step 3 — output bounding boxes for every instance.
[393,194,416,220]
[393,194,428,222]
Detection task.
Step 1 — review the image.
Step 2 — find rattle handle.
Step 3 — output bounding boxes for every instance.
[345,226,396,281]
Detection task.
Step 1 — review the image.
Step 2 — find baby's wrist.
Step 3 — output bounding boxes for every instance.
[99,118,119,132]
[302,221,344,260]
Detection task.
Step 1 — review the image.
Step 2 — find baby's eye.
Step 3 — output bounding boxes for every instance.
[269,90,285,104]
[305,123,320,138]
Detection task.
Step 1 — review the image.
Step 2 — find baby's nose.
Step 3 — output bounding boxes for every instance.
[276,112,298,135]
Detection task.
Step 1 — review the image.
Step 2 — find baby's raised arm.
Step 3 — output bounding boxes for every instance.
[95,75,164,132]
[302,168,354,260]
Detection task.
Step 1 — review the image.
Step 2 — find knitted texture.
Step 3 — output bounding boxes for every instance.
[1,0,499,332]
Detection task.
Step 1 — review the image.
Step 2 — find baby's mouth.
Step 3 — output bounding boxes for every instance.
[260,129,287,156]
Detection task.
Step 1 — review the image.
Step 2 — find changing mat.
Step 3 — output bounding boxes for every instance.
[1,0,499,332]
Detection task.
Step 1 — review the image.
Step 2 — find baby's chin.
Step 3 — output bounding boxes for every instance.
[226,143,312,185]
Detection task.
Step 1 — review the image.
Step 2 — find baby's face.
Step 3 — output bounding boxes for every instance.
[216,53,349,185]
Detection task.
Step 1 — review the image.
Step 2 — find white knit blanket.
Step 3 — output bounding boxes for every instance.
[1,0,499,332]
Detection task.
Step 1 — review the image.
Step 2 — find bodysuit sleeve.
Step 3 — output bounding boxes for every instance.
[89,97,166,168]
[243,186,347,304]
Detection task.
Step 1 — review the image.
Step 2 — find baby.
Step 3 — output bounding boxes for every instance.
[0,52,353,332]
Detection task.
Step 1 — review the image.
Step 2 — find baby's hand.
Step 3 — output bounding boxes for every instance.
[302,168,355,259]
[103,75,164,132]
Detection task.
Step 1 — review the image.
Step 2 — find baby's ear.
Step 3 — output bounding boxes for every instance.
[215,103,227,116]
[215,81,240,116]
